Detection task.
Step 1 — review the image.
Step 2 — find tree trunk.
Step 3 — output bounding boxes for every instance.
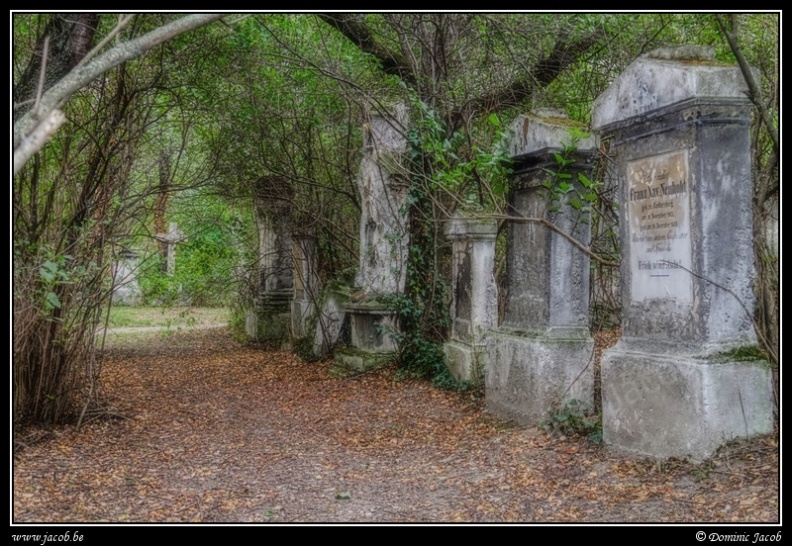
[13,13,100,116]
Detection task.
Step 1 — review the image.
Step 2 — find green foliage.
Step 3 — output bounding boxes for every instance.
[543,399,602,444]
[137,194,248,307]
[541,131,603,223]
[406,94,513,211]
[708,345,769,364]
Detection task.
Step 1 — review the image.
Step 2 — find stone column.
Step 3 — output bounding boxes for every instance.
[443,213,498,384]
[246,177,294,342]
[291,234,319,340]
[486,109,597,425]
[335,105,410,372]
[592,46,773,459]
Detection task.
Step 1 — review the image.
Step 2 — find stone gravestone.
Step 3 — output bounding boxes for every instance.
[155,222,187,276]
[592,46,773,459]
[486,109,597,425]
[111,249,141,306]
[443,213,498,384]
[334,106,409,372]
[291,234,319,340]
[246,176,294,342]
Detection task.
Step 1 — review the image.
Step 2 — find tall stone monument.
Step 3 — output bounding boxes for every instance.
[246,176,294,342]
[592,46,773,459]
[291,234,319,340]
[335,106,410,372]
[487,109,597,425]
[443,213,498,384]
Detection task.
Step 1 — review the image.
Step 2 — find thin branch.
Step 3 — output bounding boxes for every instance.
[658,259,777,365]
[33,36,51,118]
[491,214,620,268]
[74,14,135,71]
[716,15,779,158]
[13,109,67,176]
[14,14,226,151]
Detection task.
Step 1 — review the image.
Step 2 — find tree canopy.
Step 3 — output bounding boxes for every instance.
[12,12,779,426]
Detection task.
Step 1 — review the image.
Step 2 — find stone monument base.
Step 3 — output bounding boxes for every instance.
[602,348,774,460]
[245,291,292,343]
[332,301,399,373]
[443,340,486,384]
[486,328,594,426]
[332,347,396,375]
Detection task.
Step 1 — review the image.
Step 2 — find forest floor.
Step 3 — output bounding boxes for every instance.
[13,327,779,523]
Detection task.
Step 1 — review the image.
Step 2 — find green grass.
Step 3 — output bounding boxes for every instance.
[106,306,229,329]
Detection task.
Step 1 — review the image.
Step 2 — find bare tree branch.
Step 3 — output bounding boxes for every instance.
[453,31,599,119]
[14,14,226,153]
[317,13,415,85]
[13,109,66,176]
[716,15,779,158]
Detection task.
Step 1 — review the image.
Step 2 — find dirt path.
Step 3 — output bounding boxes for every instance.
[13,328,779,523]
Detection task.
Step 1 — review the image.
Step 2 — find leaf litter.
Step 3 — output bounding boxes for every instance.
[13,328,778,523]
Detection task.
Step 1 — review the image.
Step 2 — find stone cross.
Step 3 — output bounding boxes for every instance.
[155,222,187,276]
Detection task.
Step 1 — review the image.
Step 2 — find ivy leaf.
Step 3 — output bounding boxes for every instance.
[487,113,501,128]
[578,172,593,188]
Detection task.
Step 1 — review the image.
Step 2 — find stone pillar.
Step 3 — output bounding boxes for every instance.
[443,213,498,384]
[486,109,597,425]
[246,177,294,342]
[592,46,773,459]
[335,106,410,372]
[291,234,319,340]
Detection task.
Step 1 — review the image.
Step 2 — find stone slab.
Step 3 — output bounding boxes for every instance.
[443,340,487,384]
[486,329,595,426]
[602,349,774,460]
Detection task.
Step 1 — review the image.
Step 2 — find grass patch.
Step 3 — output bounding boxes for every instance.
[106,306,229,329]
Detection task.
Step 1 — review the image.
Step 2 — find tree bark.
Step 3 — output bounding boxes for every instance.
[14,14,226,153]
[13,13,100,115]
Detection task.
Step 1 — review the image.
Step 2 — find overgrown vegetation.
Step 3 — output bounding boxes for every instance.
[543,399,603,444]
[13,13,779,427]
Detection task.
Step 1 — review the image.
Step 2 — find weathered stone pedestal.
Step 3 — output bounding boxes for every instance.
[335,300,399,371]
[246,177,294,343]
[291,235,318,340]
[334,106,409,372]
[593,46,773,459]
[443,214,498,384]
[487,109,596,425]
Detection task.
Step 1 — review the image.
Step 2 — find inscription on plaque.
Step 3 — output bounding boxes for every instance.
[627,150,692,303]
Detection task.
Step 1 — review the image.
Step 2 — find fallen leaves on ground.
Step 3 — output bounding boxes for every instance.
[13,328,778,523]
